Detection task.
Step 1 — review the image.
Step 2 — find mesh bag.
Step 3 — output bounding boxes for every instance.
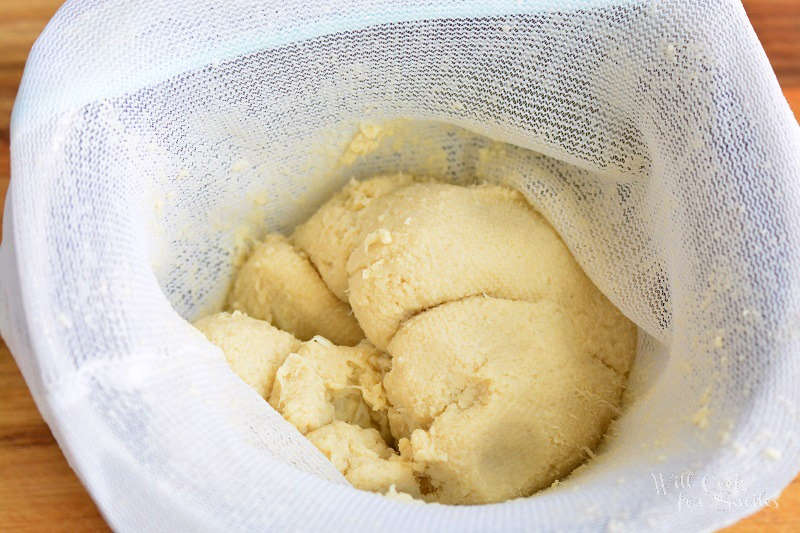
[3,0,800,530]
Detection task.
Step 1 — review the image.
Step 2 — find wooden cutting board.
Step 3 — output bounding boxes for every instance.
[1,1,798,531]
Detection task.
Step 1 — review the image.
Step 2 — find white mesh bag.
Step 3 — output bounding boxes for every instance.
[2,0,799,531]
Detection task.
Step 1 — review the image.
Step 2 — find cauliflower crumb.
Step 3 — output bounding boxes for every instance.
[692,405,711,429]
[763,447,782,461]
[377,228,392,244]
[230,159,251,173]
[384,484,423,504]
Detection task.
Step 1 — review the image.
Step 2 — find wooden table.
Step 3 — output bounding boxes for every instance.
[1,1,798,531]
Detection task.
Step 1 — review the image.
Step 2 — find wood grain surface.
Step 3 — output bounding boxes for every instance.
[0,1,798,531]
